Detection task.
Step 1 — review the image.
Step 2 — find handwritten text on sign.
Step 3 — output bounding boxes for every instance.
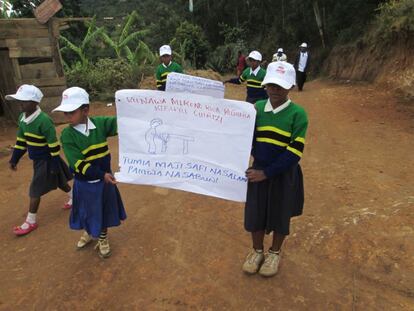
[114,90,256,202]
[165,72,225,98]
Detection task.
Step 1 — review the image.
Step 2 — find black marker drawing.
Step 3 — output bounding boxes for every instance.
[145,118,195,154]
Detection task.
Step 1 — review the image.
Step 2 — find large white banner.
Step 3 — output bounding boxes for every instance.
[165,72,225,98]
[114,90,256,202]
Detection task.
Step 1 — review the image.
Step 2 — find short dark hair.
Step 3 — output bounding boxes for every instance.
[79,104,89,110]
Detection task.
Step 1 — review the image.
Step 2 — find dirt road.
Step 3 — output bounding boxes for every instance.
[0,80,413,310]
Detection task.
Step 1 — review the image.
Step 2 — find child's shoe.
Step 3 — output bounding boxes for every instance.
[258,249,281,277]
[13,222,38,236]
[95,238,111,258]
[242,249,264,274]
[77,231,92,249]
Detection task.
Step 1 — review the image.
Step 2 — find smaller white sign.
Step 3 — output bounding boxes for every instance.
[165,72,225,98]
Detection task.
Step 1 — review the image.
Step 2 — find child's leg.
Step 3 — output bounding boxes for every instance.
[13,196,41,235]
[29,196,41,214]
[99,228,108,241]
[270,232,286,252]
[63,188,73,209]
[252,230,265,250]
[96,228,111,258]
[243,230,266,274]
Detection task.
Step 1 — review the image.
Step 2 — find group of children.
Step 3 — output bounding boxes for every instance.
[6,44,308,276]
[7,85,126,258]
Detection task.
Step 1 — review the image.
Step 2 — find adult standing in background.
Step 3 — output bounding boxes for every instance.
[236,51,247,76]
[294,43,311,91]
[272,48,287,62]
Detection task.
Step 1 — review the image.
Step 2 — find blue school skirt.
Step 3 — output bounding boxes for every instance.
[70,178,127,238]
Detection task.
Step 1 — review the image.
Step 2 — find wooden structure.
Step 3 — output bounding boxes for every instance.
[0,18,67,122]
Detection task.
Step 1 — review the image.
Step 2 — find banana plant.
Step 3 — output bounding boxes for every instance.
[100,10,149,59]
[124,39,156,66]
[59,17,104,68]
[0,0,12,18]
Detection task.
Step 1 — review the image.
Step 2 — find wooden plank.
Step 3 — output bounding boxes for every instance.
[40,96,67,123]
[40,85,66,97]
[9,46,53,58]
[5,38,52,48]
[20,62,58,79]
[0,40,6,48]
[49,18,65,77]
[0,19,48,30]
[0,28,49,39]
[11,59,22,80]
[34,0,62,24]
[0,50,19,121]
[0,19,49,39]
[16,76,66,87]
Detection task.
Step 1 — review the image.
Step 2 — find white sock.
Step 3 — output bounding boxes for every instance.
[67,189,73,204]
[26,212,37,224]
[20,212,36,229]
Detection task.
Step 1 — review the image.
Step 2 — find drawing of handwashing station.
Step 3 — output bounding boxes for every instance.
[145,118,195,154]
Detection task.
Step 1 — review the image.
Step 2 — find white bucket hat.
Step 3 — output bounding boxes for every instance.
[262,61,296,90]
[247,50,262,61]
[159,45,172,56]
[53,87,90,112]
[5,84,43,103]
[300,42,308,48]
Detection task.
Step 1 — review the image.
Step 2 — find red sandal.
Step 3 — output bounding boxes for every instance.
[13,222,38,236]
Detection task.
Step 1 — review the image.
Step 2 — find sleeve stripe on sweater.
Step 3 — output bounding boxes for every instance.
[15,137,27,150]
[48,142,61,156]
[286,137,305,157]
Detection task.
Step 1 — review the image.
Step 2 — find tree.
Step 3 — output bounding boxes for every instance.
[100,10,148,58]
[59,18,104,68]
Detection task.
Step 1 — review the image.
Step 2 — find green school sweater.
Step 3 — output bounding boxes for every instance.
[10,111,60,165]
[60,116,117,181]
[155,61,183,91]
[253,99,308,177]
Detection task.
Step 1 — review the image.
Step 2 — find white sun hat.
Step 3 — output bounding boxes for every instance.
[159,45,172,56]
[261,61,296,90]
[53,87,90,112]
[277,48,284,53]
[247,50,262,61]
[5,84,43,103]
[300,42,308,48]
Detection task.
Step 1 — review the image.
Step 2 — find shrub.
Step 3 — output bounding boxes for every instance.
[206,41,247,74]
[370,0,414,42]
[66,58,141,101]
[174,21,210,69]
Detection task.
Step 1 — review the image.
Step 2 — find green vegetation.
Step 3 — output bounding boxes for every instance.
[6,0,413,99]
[371,0,414,42]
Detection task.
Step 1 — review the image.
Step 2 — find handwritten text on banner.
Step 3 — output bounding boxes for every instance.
[114,89,255,202]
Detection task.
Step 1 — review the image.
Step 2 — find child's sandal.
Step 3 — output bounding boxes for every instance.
[95,239,111,258]
[13,222,38,236]
[77,232,92,249]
